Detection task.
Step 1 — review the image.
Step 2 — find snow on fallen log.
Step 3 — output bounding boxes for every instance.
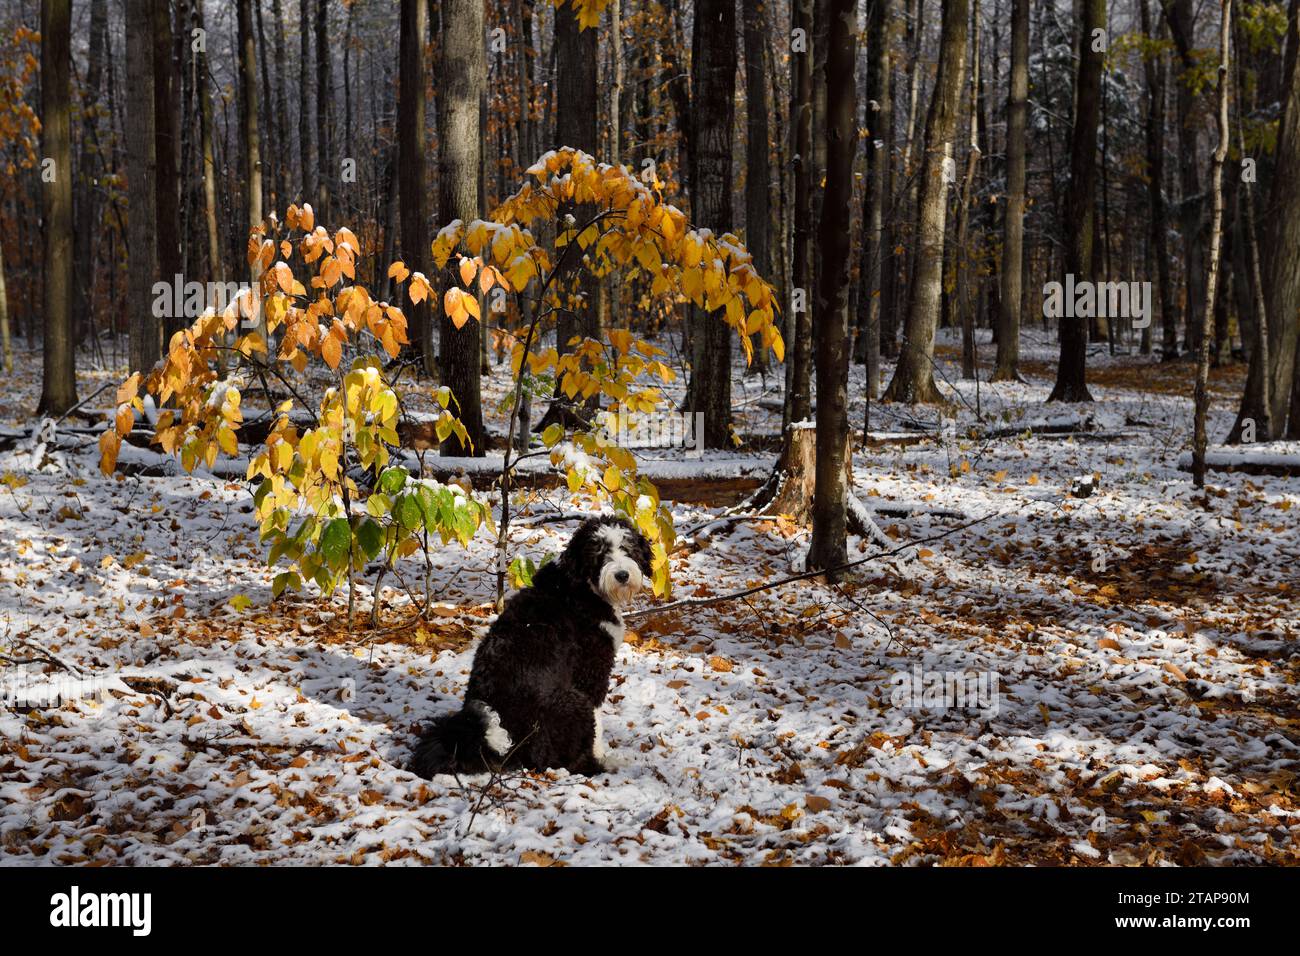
[1176,442,1300,477]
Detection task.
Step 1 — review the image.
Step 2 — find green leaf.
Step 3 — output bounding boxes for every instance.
[415,484,439,530]
[272,571,301,598]
[319,517,352,568]
[355,517,384,561]
[377,466,408,495]
[395,493,423,531]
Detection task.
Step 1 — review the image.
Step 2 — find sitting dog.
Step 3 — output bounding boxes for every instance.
[410,515,653,777]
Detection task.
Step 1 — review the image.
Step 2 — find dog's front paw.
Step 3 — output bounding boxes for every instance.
[597,749,630,772]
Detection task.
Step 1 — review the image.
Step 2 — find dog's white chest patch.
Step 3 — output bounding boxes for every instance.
[601,613,625,649]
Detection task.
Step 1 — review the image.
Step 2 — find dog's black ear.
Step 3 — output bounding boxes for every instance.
[625,521,654,577]
[560,517,604,580]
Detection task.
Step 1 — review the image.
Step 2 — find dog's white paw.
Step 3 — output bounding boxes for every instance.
[598,750,630,772]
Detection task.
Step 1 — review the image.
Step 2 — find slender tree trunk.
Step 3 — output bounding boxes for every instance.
[196,0,222,290]
[399,0,431,375]
[809,0,856,577]
[854,0,889,403]
[743,0,771,376]
[881,0,968,404]
[73,0,108,342]
[255,0,274,208]
[1194,0,1232,486]
[1141,0,1177,361]
[42,0,77,414]
[685,0,737,449]
[994,0,1028,382]
[1264,0,1300,435]
[788,0,815,426]
[1163,0,1207,356]
[956,0,981,381]
[237,0,265,365]
[1228,16,1272,442]
[0,239,10,373]
[153,0,182,342]
[271,0,290,207]
[126,0,161,377]
[1047,0,1104,403]
[315,0,333,220]
[438,0,486,456]
[299,0,316,205]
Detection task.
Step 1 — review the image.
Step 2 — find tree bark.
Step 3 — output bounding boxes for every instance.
[1194,0,1231,487]
[743,0,772,376]
[854,0,889,406]
[271,0,290,207]
[73,0,108,342]
[0,237,11,373]
[956,0,981,382]
[787,0,815,427]
[1161,0,1207,357]
[298,0,316,206]
[1140,0,1178,361]
[1047,0,1103,403]
[809,0,856,577]
[399,0,431,375]
[195,0,223,290]
[1264,0,1300,435]
[315,0,333,220]
[126,0,161,377]
[881,0,968,404]
[154,0,182,342]
[438,0,486,456]
[40,0,77,414]
[686,0,737,449]
[993,0,1028,382]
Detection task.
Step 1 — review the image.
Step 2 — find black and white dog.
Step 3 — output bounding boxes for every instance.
[410,515,653,777]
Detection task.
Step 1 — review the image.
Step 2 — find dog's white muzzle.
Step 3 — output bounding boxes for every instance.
[598,553,644,606]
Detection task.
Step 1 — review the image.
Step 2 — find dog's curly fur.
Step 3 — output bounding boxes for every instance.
[409,515,653,777]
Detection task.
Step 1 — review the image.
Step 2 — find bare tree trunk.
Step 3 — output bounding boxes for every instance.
[1265,0,1300,435]
[1141,0,1177,361]
[399,0,432,375]
[126,0,161,377]
[153,0,182,343]
[788,0,815,426]
[743,0,771,376]
[882,0,968,404]
[196,0,223,289]
[438,0,486,456]
[315,0,333,220]
[0,239,10,373]
[299,0,315,205]
[994,0,1027,382]
[1163,0,1207,357]
[854,0,889,406]
[809,0,856,577]
[686,0,737,449]
[1194,0,1232,487]
[237,0,265,365]
[73,0,108,343]
[271,0,290,206]
[956,0,981,381]
[1047,0,1103,403]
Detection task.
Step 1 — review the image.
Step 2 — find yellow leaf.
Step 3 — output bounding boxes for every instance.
[458,256,477,286]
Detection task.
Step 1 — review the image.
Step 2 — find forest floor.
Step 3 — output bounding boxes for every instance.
[1,329,1298,865]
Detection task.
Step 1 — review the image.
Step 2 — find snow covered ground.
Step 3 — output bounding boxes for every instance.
[1,330,1297,865]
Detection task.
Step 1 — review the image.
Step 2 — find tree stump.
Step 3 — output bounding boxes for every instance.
[743,423,876,537]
